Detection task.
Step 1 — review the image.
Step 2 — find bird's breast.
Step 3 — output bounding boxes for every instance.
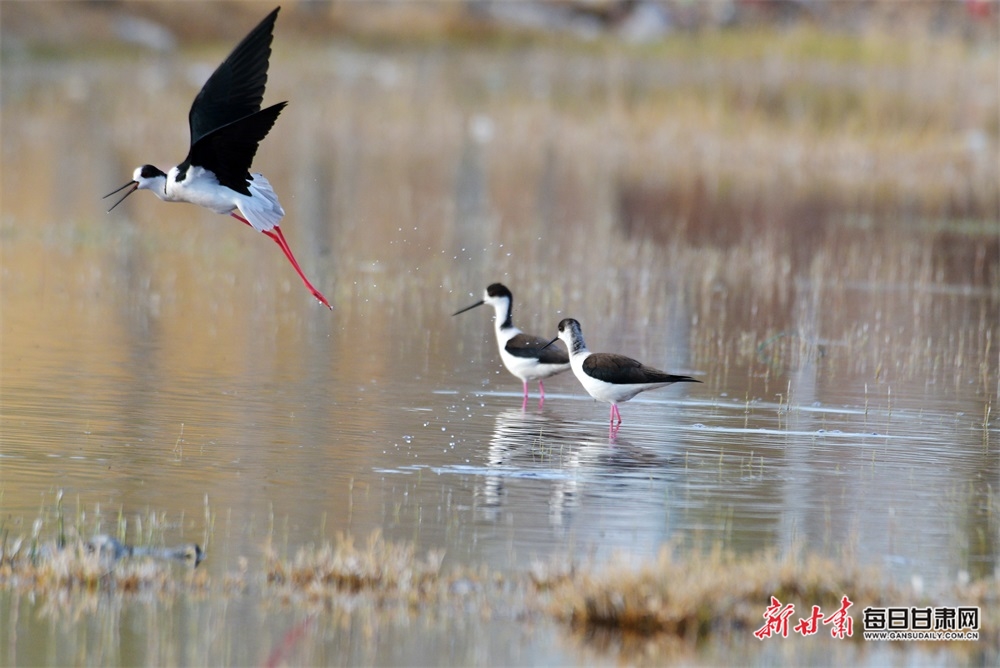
[165,166,238,214]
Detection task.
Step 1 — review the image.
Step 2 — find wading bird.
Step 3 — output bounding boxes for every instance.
[453,283,570,406]
[104,7,331,309]
[544,318,699,429]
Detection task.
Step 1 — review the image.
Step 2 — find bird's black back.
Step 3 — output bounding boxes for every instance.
[505,333,570,364]
[188,7,280,147]
[582,353,699,386]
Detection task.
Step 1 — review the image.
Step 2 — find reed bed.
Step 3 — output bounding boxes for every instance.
[0,497,209,600]
[536,545,996,640]
[3,505,997,659]
[0,539,207,598]
[263,530,446,599]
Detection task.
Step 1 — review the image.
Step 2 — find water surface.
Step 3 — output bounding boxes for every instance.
[1,28,998,665]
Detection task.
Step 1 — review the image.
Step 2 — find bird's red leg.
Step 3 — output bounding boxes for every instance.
[266,226,333,310]
[230,213,332,309]
[609,404,622,426]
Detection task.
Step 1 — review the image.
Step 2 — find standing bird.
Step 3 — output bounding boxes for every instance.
[453,283,570,406]
[103,7,331,309]
[544,318,699,428]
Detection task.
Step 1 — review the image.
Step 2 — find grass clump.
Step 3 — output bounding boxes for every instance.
[3,502,998,661]
[537,543,999,662]
[264,530,446,600]
[0,493,207,598]
[0,533,206,597]
[541,545,882,640]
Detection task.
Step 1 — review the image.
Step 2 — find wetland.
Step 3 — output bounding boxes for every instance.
[1,3,998,664]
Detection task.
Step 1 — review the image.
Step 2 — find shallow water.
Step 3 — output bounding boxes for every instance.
[2,27,999,665]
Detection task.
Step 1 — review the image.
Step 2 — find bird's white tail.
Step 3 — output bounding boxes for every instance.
[237,173,285,232]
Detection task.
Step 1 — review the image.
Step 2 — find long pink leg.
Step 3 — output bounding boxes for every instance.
[230,213,332,309]
[610,404,622,425]
[521,381,529,410]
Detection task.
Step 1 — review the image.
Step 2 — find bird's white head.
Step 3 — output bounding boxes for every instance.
[482,283,514,322]
[103,164,168,211]
[556,318,586,352]
[452,282,515,326]
[133,164,168,191]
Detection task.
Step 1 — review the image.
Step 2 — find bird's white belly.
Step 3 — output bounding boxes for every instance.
[583,378,667,404]
[164,166,237,214]
[500,350,563,382]
[571,355,667,404]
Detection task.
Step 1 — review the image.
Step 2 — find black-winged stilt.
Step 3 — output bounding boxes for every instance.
[453,283,570,406]
[544,318,699,428]
[103,7,331,309]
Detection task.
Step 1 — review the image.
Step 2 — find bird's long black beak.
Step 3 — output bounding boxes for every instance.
[452,299,484,317]
[540,336,559,351]
[103,180,139,212]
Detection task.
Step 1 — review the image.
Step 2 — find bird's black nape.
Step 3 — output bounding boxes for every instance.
[136,164,167,179]
[485,283,513,300]
[188,7,282,148]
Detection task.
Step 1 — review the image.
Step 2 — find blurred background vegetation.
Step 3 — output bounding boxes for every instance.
[3,1,996,327]
[3,1,998,48]
[4,2,996,290]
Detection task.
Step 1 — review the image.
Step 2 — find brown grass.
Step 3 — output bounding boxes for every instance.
[3,509,998,658]
[538,546,882,639]
[535,546,999,665]
[264,530,445,596]
[0,536,209,597]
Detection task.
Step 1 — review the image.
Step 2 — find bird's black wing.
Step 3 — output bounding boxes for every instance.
[185,102,286,194]
[583,353,698,385]
[188,7,279,147]
[506,333,569,365]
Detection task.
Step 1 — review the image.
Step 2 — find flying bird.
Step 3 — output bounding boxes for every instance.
[104,7,331,309]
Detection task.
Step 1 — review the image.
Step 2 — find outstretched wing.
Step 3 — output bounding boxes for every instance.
[188,7,280,147]
[185,102,286,195]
